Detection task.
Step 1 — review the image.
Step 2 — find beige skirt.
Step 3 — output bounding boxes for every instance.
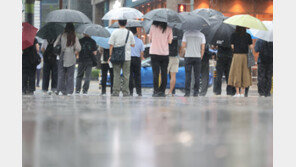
[228,53,252,88]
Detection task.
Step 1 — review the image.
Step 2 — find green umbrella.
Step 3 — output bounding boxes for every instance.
[223,14,268,31]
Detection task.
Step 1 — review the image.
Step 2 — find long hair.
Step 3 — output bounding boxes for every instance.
[235,26,246,35]
[64,23,76,47]
[152,21,167,33]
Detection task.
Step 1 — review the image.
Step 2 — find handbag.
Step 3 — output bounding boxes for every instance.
[110,30,130,64]
[247,49,255,68]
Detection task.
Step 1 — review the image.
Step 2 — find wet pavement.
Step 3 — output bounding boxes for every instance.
[23,81,273,167]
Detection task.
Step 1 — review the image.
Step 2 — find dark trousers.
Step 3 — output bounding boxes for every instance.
[129,57,142,95]
[185,57,201,95]
[101,63,113,94]
[42,61,58,91]
[22,68,36,93]
[200,60,209,96]
[257,63,273,96]
[36,68,41,87]
[151,55,169,94]
[76,63,92,93]
[57,60,75,95]
[213,55,236,95]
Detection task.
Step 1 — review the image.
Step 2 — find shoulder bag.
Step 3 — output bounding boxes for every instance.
[110,30,130,64]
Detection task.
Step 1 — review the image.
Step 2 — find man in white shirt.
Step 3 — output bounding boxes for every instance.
[180,30,206,97]
[108,20,135,97]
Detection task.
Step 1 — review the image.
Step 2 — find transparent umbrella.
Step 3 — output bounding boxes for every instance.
[76,24,110,38]
[109,20,143,28]
[180,12,210,31]
[249,21,273,42]
[45,9,92,24]
[102,7,143,20]
[143,8,184,29]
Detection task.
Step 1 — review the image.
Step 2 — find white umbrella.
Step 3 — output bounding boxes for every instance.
[102,7,143,20]
[249,21,273,42]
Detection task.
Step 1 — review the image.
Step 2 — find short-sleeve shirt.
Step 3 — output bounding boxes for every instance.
[149,25,173,56]
[182,30,206,58]
[131,36,144,57]
[230,32,252,54]
[108,28,135,61]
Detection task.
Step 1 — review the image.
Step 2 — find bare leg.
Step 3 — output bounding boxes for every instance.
[236,87,240,95]
[168,72,176,95]
[240,87,245,94]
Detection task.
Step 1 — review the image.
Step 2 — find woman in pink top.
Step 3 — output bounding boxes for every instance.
[149,21,173,97]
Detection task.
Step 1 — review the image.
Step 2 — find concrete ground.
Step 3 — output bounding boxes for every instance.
[23,81,273,167]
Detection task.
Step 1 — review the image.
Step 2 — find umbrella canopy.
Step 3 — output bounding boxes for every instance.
[180,12,210,31]
[76,24,110,38]
[36,22,65,40]
[223,14,268,31]
[249,21,273,42]
[201,17,235,47]
[45,9,92,24]
[102,7,143,20]
[22,22,38,50]
[91,28,116,49]
[109,20,143,28]
[192,8,224,20]
[143,8,184,29]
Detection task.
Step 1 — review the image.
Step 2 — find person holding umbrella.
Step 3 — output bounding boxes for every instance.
[228,26,253,97]
[22,38,40,95]
[255,39,273,97]
[180,29,206,97]
[54,23,81,96]
[75,33,98,94]
[128,27,145,96]
[149,21,173,97]
[108,20,135,97]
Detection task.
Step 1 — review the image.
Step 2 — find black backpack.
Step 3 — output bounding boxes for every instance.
[43,40,57,64]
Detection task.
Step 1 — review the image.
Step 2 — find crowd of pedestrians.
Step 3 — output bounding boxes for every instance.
[22,20,273,97]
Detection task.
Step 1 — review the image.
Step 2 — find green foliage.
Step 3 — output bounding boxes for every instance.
[91,68,100,80]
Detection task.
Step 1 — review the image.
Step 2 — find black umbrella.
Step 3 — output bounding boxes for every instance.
[201,17,235,47]
[143,8,184,29]
[109,20,143,28]
[76,24,110,38]
[143,19,183,40]
[180,12,210,31]
[45,9,92,24]
[192,8,224,20]
[36,22,65,40]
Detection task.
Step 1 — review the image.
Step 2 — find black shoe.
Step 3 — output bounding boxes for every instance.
[75,91,80,94]
[138,94,142,96]
[152,93,158,97]
[193,93,199,97]
[27,91,34,95]
[83,92,87,95]
[158,92,166,97]
[184,94,190,97]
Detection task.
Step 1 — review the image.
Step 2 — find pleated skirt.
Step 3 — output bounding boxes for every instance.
[228,53,252,88]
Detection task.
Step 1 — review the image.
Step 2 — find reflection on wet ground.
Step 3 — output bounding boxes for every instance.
[23,85,272,167]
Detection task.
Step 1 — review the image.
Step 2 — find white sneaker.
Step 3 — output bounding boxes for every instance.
[240,94,245,97]
[233,94,240,97]
[58,92,63,96]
